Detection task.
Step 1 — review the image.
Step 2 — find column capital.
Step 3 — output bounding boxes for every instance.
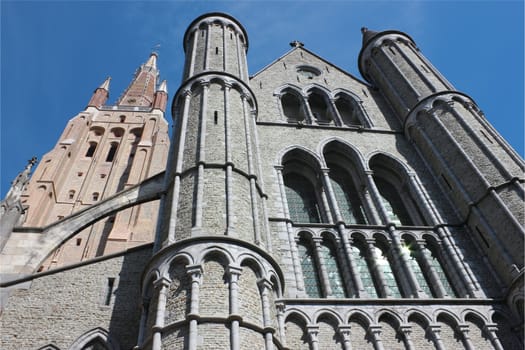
[257,277,274,292]
[337,325,352,340]
[275,301,286,314]
[182,89,192,97]
[227,264,243,279]
[154,276,171,288]
[306,325,320,342]
[186,264,203,281]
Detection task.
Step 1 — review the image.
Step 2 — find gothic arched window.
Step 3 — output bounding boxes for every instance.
[328,164,367,224]
[374,176,413,226]
[335,95,363,126]
[307,91,332,125]
[281,91,306,123]
[284,172,321,223]
[297,237,322,297]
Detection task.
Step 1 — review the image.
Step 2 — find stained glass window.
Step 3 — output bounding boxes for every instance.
[320,240,346,297]
[297,240,322,297]
[424,246,456,297]
[329,165,367,224]
[351,245,377,297]
[284,173,321,223]
[374,247,402,298]
[374,177,413,226]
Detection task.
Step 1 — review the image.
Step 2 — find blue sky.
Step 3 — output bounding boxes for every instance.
[1,1,523,197]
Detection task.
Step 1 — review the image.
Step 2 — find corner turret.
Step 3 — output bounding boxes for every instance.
[87,77,110,108]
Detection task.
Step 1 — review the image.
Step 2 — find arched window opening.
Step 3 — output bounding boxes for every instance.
[402,243,433,296]
[281,92,306,122]
[374,177,413,226]
[308,92,332,125]
[424,245,456,297]
[350,243,378,297]
[85,142,97,157]
[297,237,322,297]
[320,238,346,297]
[105,143,118,162]
[328,164,367,224]
[284,172,321,223]
[68,190,76,200]
[110,127,124,138]
[374,245,402,298]
[92,192,100,201]
[335,96,362,126]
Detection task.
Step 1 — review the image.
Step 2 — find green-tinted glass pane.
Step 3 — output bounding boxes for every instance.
[424,247,456,297]
[351,245,377,297]
[320,241,346,298]
[375,247,401,298]
[374,177,413,226]
[284,173,321,223]
[402,246,433,296]
[329,166,367,224]
[297,241,322,297]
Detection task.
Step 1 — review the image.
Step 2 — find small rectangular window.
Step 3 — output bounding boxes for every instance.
[104,277,115,305]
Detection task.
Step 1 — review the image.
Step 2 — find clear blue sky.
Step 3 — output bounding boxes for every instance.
[1,1,523,197]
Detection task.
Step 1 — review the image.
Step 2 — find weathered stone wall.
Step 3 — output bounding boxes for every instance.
[0,245,151,350]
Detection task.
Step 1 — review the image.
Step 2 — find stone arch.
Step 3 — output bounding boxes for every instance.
[110,127,124,138]
[333,90,367,127]
[68,327,119,350]
[239,258,264,325]
[319,138,367,170]
[37,345,61,350]
[316,312,344,349]
[406,311,435,350]
[197,246,234,266]
[492,310,523,350]
[377,312,404,349]
[278,86,308,123]
[165,256,192,325]
[464,312,493,349]
[284,311,310,350]
[435,311,464,350]
[369,153,427,226]
[348,312,374,349]
[305,86,335,125]
[313,309,343,324]
[199,251,230,317]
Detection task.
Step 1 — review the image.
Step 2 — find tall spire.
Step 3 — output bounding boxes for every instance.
[117,53,159,107]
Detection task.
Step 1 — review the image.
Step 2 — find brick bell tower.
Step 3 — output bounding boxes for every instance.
[139,13,284,350]
[20,53,170,270]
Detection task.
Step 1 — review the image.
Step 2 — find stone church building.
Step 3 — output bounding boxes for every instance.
[0,12,523,350]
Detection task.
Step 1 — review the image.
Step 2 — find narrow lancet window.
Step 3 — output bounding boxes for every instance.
[328,165,367,224]
[297,238,322,297]
[284,173,321,223]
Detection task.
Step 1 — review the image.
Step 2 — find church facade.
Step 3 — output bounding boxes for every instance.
[0,12,523,350]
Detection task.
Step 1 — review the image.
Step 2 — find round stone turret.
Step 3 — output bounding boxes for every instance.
[182,12,250,82]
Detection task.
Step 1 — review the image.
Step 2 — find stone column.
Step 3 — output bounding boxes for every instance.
[187,265,203,350]
[400,325,415,350]
[483,324,504,350]
[193,81,209,236]
[338,325,352,350]
[151,277,171,350]
[415,240,448,297]
[228,265,243,350]
[366,239,388,297]
[457,324,475,350]
[427,325,445,350]
[368,325,384,350]
[258,278,275,350]
[312,237,332,297]
[136,297,150,347]
[276,302,286,347]
[223,82,236,236]
[307,325,320,350]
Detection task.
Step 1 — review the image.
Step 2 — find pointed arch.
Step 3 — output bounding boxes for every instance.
[333,91,366,127]
[306,87,334,125]
[68,328,119,350]
[278,86,308,123]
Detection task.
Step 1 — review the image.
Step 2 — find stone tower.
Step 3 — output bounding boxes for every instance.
[19,53,170,270]
[359,28,524,305]
[141,13,281,350]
